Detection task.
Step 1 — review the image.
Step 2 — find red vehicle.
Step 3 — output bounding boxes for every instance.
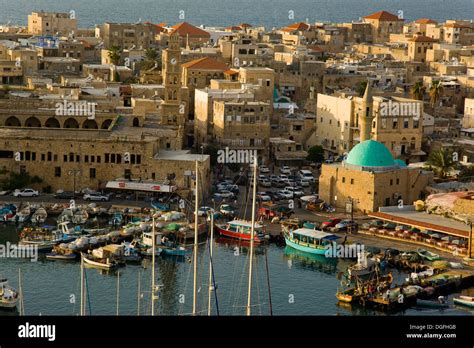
[321,218,341,230]
[258,203,293,220]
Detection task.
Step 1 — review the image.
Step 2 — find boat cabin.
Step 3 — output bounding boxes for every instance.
[289,228,339,247]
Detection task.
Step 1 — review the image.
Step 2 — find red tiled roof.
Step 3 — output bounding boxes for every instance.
[239,23,252,28]
[444,23,467,29]
[415,18,438,25]
[282,22,311,32]
[170,22,210,38]
[363,10,404,21]
[144,22,167,33]
[224,69,239,75]
[409,35,437,42]
[307,45,324,52]
[226,26,242,31]
[181,57,228,71]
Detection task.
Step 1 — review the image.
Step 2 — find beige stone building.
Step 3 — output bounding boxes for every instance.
[28,12,77,36]
[408,34,437,63]
[362,11,404,44]
[100,22,157,49]
[318,140,433,213]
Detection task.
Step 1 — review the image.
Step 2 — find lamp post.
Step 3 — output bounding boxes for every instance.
[68,169,82,199]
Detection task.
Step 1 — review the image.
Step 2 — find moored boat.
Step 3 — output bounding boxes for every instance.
[284,228,339,255]
[453,296,474,308]
[81,250,119,270]
[0,278,19,309]
[31,207,48,224]
[216,219,266,243]
[0,204,17,222]
[46,251,77,261]
[16,206,32,223]
[417,248,441,261]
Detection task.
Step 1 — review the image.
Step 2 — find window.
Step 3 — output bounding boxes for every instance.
[350,178,354,184]
[55,167,61,177]
[90,168,96,179]
[396,178,400,185]
[342,177,345,183]
[403,118,409,129]
[390,179,393,186]
[392,119,398,129]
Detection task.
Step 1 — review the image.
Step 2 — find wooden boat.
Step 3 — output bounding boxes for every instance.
[336,288,362,303]
[109,212,123,226]
[0,278,19,309]
[417,298,449,309]
[46,252,77,261]
[417,248,441,261]
[16,206,31,223]
[453,296,474,308]
[15,226,66,252]
[348,252,377,277]
[216,219,266,243]
[81,251,119,270]
[58,208,74,223]
[159,243,191,256]
[284,228,339,255]
[31,207,48,224]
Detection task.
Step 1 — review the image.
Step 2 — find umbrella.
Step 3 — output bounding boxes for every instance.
[441,236,453,242]
[430,233,441,239]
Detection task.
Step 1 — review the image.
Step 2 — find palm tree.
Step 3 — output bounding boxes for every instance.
[356,81,368,97]
[108,46,122,65]
[425,148,456,179]
[429,80,444,108]
[410,81,425,101]
[140,48,161,71]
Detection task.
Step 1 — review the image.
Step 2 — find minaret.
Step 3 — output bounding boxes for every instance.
[359,81,373,142]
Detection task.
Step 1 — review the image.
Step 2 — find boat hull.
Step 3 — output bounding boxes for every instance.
[284,235,327,255]
[216,225,264,243]
[81,253,118,270]
[454,298,474,308]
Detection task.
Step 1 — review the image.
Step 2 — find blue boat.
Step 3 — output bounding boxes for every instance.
[109,212,123,226]
[151,201,170,211]
[284,228,339,255]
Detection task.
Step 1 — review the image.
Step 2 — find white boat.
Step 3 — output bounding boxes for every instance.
[348,251,377,277]
[31,207,48,224]
[0,278,19,309]
[58,208,74,223]
[81,251,119,270]
[72,208,89,225]
[16,206,32,223]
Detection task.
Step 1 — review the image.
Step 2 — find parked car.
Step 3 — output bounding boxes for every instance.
[198,206,214,217]
[277,190,294,199]
[54,191,75,199]
[13,189,39,197]
[280,166,291,175]
[260,166,270,174]
[259,179,272,187]
[257,192,272,201]
[214,190,234,199]
[284,186,305,197]
[269,175,279,184]
[298,170,315,183]
[297,180,310,187]
[334,220,358,232]
[321,218,341,230]
[220,204,236,216]
[275,180,286,188]
[83,192,109,201]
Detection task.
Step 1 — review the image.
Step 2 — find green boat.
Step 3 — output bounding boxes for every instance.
[453,296,474,308]
[284,228,339,256]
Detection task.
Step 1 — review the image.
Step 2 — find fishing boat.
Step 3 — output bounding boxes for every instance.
[72,208,89,225]
[416,248,441,261]
[348,251,377,277]
[46,251,77,261]
[417,297,449,309]
[15,226,65,252]
[109,212,123,226]
[453,296,474,308]
[81,248,120,270]
[31,207,48,224]
[215,219,266,243]
[284,228,339,255]
[16,206,32,223]
[0,278,19,309]
[58,208,74,223]
[0,205,16,222]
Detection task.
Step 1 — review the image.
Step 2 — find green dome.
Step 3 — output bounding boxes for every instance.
[394,159,407,167]
[345,140,395,167]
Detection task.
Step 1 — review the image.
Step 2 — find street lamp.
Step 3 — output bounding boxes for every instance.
[68,169,82,199]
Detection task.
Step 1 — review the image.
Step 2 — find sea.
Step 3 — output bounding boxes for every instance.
[0,0,473,29]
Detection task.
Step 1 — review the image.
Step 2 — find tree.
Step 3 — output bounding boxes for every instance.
[108,46,122,65]
[424,148,456,179]
[307,145,324,163]
[429,80,444,108]
[356,81,367,97]
[410,81,425,101]
[0,172,43,191]
[458,166,474,182]
[139,48,161,71]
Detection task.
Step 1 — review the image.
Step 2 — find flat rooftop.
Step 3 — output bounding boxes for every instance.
[369,206,471,238]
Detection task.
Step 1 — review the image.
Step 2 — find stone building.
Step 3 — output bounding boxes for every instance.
[318,140,433,213]
[28,12,77,36]
[362,11,404,44]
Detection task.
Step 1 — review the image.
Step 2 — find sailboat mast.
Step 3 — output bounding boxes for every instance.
[193,160,199,315]
[80,255,85,316]
[18,268,23,316]
[207,212,214,316]
[246,158,258,316]
[151,216,156,316]
[116,271,120,316]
